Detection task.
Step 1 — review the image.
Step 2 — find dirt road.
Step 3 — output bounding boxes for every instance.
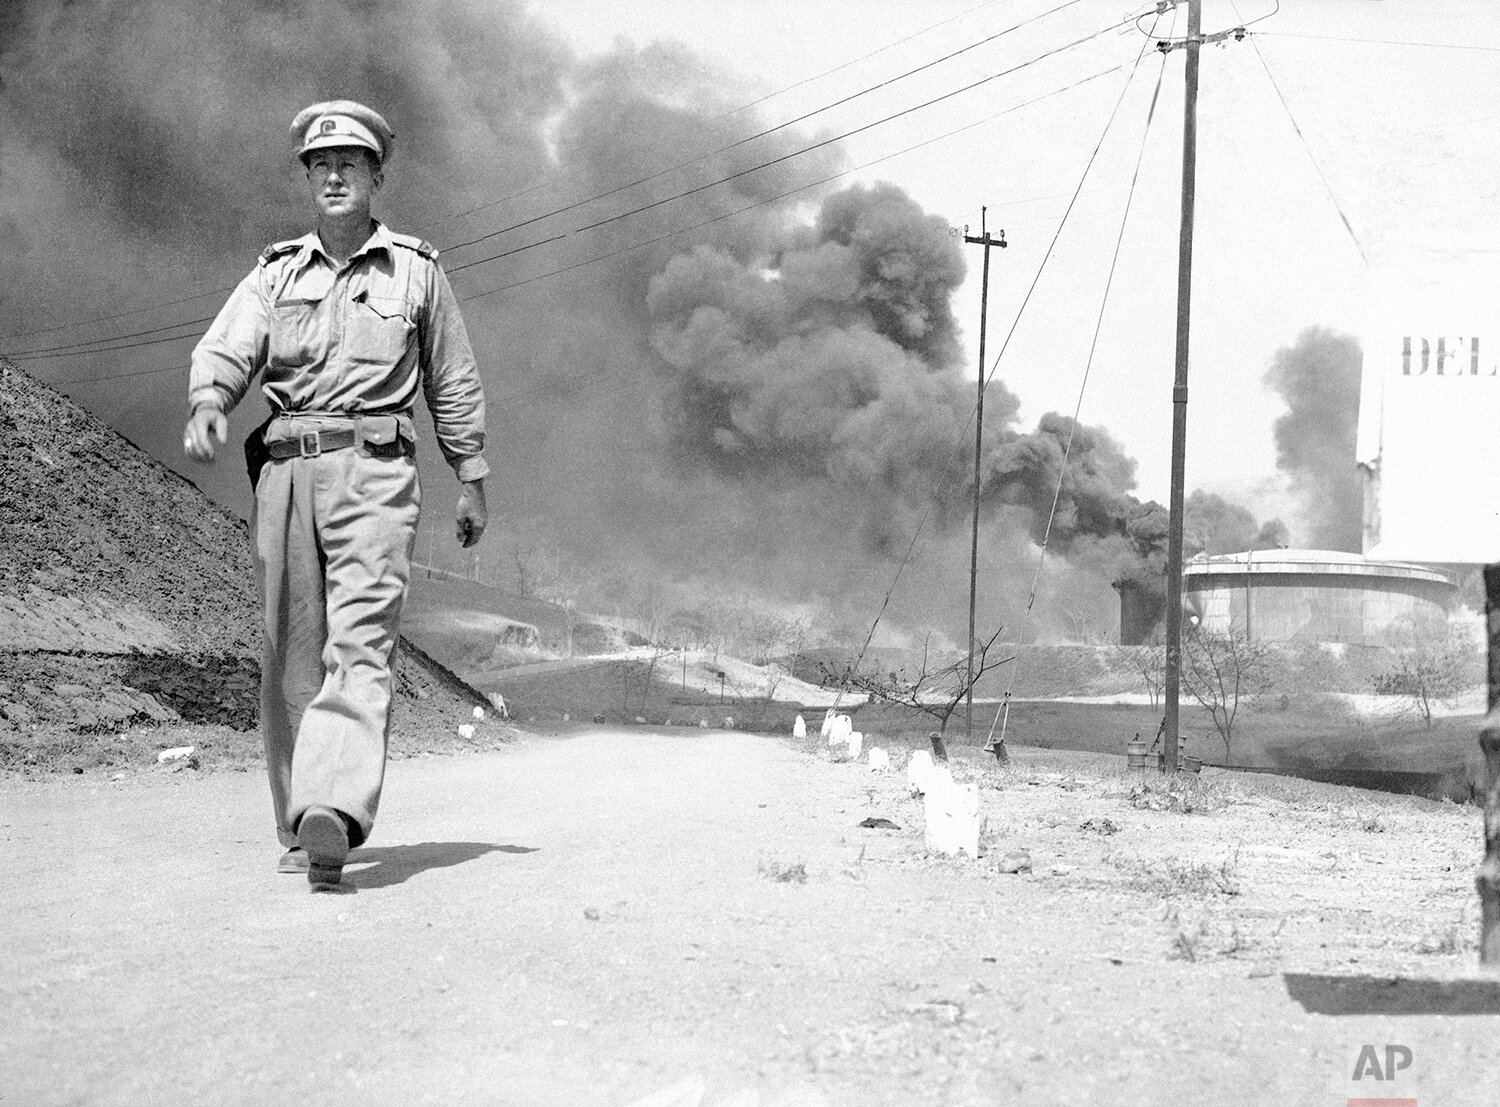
[4,726,1499,1106]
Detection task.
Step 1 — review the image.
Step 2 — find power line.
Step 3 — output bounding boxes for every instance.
[564,19,1127,240]
[411,0,1023,237]
[461,61,1125,304]
[468,66,1128,418]
[0,285,239,346]
[1239,21,1368,265]
[7,320,213,361]
[42,25,1136,376]
[991,33,1169,754]
[457,65,1121,407]
[1258,30,1500,54]
[9,231,571,362]
[50,361,189,386]
[45,62,1122,395]
[828,46,1161,687]
[5,8,1125,364]
[436,0,1097,258]
[0,0,1074,348]
[731,0,1020,114]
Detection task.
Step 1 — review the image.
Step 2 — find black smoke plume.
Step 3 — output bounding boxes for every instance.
[1264,325,1363,551]
[1,0,1281,646]
[646,182,1286,639]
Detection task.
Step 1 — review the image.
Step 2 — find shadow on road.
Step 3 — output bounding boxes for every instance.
[1283,972,1500,1015]
[341,841,538,890]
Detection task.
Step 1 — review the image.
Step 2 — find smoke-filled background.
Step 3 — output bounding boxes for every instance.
[1264,326,1363,553]
[1,0,1377,649]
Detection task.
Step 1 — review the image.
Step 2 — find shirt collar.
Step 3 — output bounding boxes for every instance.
[293,220,393,271]
[356,220,396,263]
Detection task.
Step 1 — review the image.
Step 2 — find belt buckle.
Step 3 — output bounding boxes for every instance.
[299,430,322,458]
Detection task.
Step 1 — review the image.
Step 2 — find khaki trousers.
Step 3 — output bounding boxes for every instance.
[251,440,421,848]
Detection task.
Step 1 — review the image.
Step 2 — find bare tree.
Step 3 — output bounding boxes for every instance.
[744,609,819,668]
[635,580,673,647]
[494,514,560,600]
[1179,625,1270,764]
[620,641,669,718]
[1115,641,1167,710]
[671,588,738,665]
[817,628,1012,763]
[761,663,788,703]
[532,552,583,658]
[1058,601,1109,645]
[1373,612,1482,728]
[592,570,671,648]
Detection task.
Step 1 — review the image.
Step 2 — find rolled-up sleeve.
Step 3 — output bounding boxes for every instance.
[419,263,489,482]
[188,271,269,414]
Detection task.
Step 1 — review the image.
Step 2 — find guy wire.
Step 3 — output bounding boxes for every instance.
[985,19,1168,751]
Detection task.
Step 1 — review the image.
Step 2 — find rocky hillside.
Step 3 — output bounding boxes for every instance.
[0,358,503,753]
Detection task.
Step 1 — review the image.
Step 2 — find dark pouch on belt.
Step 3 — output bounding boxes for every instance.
[244,415,273,490]
[357,416,412,458]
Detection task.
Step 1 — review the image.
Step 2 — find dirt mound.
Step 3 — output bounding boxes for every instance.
[0,360,259,657]
[0,359,505,755]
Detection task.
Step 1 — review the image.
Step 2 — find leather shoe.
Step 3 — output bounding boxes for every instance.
[278,847,308,874]
[297,805,350,888]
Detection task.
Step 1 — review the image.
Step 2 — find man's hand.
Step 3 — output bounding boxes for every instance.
[183,407,228,463]
[456,479,487,548]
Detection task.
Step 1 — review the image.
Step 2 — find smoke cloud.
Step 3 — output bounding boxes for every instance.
[0,0,1282,647]
[645,182,1287,638]
[1263,326,1363,551]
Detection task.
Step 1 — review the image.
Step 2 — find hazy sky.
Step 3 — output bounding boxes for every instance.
[544,0,1500,507]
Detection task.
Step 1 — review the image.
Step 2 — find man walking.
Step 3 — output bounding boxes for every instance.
[183,100,489,890]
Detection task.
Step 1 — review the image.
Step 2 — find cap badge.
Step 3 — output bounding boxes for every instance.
[319,118,337,135]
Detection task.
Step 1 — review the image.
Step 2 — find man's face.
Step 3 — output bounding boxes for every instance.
[304,146,382,219]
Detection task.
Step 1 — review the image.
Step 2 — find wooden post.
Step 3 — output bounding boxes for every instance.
[1478,565,1500,965]
[1161,0,1202,775]
[963,211,1006,751]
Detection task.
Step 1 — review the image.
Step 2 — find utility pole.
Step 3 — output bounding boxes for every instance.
[963,208,1006,757]
[1160,0,1202,775]
[1157,0,1246,772]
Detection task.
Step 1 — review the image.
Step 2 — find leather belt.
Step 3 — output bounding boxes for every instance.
[266,427,359,459]
[265,428,409,460]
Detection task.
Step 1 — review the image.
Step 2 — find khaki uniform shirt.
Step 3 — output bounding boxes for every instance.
[189,221,488,482]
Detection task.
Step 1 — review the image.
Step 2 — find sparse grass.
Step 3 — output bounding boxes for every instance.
[758,856,808,884]
[1127,846,1242,898]
[1162,905,1248,962]
[1360,811,1389,834]
[1,704,518,778]
[1121,773,1227,815]
[0,721,262,776]
[1324,798,1430,835]
[1413,923,1465,956]
[1411,906,1479,956]
[1168,925,1202,962]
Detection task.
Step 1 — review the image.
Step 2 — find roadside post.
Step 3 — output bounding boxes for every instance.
[1479,566,1500,964]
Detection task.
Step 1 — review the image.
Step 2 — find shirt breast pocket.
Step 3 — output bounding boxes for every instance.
[270,298,326,369]
[348,296,415,365]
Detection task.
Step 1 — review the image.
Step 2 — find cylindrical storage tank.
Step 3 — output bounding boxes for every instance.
[1182,549,1454,646]
[1113,575,1164,646]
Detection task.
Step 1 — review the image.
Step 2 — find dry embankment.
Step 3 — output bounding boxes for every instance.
[0,359,509,770]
